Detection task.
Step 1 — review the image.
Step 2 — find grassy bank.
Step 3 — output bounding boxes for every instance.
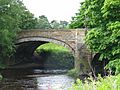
[36,42,69,53]
[35,43,74,69]
[69,74,120,90]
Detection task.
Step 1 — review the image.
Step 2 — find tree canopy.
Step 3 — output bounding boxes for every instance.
[0,0,37,67]
[35,15,51,29]
[51,20,68,29]
[70,0,120,74]
[69,0,104,29]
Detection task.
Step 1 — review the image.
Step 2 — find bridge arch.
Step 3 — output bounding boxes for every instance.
[11,36,75,69]
[16,36,75,54]
[9,29,92,74]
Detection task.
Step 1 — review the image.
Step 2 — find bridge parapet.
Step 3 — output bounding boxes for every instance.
[18,29,85,42]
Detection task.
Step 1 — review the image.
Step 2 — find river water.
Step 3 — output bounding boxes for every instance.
[0,69,74,90]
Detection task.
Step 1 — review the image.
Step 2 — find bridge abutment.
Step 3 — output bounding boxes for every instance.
[74,53,92,75]
[77,45,92,75]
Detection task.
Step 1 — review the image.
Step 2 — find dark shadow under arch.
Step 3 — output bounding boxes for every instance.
[16,36,75,54]
[9,37,75,69]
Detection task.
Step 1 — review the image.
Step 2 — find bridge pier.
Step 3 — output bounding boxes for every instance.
[74,55,81,74]
[74,45,92,75]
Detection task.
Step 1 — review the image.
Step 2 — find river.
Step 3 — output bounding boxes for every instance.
[0,69,74,90]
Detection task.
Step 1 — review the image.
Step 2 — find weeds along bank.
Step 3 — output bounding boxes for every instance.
[69,74,120,90]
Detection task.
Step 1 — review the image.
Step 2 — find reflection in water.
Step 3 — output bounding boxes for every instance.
[0,78,38,90]
[0,69,74,90]
[37,75,74,90]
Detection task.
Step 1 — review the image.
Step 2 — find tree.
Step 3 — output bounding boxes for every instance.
[50,20,68,29]
[69,0,104,28]
[19,10,37,30]
[85,0,120,74]
[69,2,87,28]
[0,0,36,67]
[35,15,51,29]
[59,21,68,29]
[50,20,60,29]
[70,0,120,74]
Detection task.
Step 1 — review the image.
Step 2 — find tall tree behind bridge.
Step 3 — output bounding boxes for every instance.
[51,20,68,29]
[35,15,51,29]
[50,20,60,29]
[19,10,37,30]
[35,17,69,29]
[59,21,68,29]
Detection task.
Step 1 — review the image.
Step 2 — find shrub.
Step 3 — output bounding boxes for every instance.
[67,69,79,78]
[69,74,120,90]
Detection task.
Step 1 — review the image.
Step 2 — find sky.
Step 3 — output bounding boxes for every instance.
[22,0,84,22]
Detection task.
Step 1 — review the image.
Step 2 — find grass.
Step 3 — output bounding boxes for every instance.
[36,42,69,53]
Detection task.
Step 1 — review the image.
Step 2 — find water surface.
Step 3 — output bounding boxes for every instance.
[0,69,74,90]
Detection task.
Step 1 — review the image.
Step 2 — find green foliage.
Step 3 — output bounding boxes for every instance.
[0,0,37,68]
[19,10,37,30]
[70,0,120,74]
[35,16,69,29]
[59,21,68,29]
[35,15,51,29]
[69,74,120,90]
[84,0,120,74]
[102,0,120,22]
[67,69,79,78]
[86,22,120,74]
[36,43,69,53]
[35,43,74,69]
[0,30,15,60]
[0,0,24,29]
[38,50,74,69]
[69,0,104,28]
[50,20,60,29]
[51,20,68,29]
[106,59,120,75]
[0,0,25,65]
[0,0,69,68]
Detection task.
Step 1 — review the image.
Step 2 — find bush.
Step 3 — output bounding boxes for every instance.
[67,69,79,78]
[37,50,74,69]
[69,74,120,90]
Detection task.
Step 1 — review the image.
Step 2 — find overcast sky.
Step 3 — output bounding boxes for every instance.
[22,0,84,22]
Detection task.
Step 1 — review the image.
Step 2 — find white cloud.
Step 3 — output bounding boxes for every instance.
[22,0,84,22]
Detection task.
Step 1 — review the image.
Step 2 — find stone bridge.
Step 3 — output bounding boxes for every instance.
[14,29,92,74]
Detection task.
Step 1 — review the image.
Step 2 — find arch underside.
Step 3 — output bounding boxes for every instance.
[10,37,75,66]
[16,36,75,54]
